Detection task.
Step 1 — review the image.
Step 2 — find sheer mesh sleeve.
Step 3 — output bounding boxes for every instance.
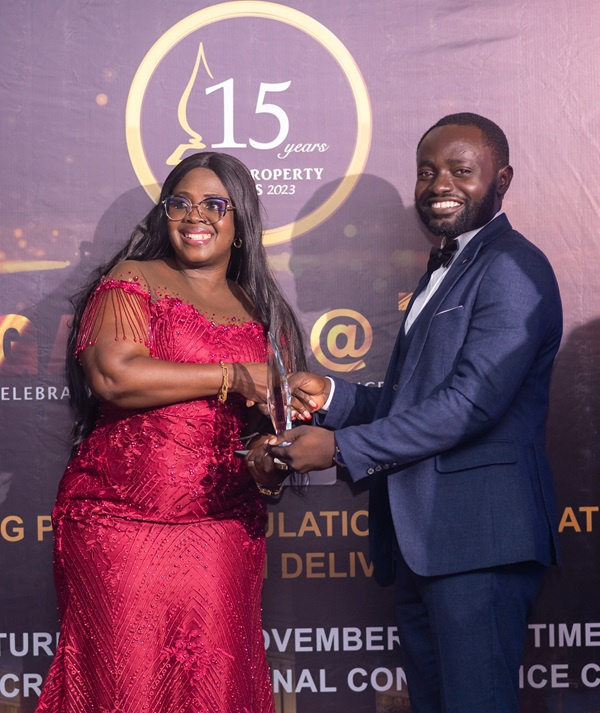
[75,278,153,358]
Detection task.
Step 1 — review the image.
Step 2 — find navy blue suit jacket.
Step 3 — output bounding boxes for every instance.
[319,215,562,583]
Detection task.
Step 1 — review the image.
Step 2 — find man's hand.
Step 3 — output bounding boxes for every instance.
[288,372,331,420]
[267,426,336,474]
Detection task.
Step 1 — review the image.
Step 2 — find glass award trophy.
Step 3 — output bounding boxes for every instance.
[233,331,292,460]
[266,331,292,446]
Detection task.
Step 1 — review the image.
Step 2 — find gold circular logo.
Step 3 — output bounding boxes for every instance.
[126,1,371,245]
[310,309,373,372]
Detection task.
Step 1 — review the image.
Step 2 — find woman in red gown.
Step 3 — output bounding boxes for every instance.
[36,152,305,713]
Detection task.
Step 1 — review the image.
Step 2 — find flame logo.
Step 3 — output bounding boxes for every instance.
[166,42,214,165]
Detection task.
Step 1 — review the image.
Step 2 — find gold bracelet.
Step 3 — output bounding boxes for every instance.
[256,481,284,497]
[217,361,229,404]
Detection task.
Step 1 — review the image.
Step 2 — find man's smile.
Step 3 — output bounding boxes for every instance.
[429,199,462,210]
[424,198,465,219]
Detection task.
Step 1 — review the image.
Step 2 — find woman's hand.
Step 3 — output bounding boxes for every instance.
[288,372,331,420]
[231,362,268,405]
[236,369,331,419]
[244,434,288,496]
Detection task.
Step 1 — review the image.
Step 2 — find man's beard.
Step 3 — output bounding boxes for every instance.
[416,181,498,239]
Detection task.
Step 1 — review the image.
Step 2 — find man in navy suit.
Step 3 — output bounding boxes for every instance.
[268,113,562,712]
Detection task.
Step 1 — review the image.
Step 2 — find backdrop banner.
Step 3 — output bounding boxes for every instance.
[1,1,599,711]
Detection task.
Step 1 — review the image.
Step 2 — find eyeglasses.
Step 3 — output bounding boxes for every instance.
[162,195,235,224]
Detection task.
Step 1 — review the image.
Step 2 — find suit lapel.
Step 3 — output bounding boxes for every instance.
[374,272,435,418]
[392,215,512,398]
[378,271,430,390]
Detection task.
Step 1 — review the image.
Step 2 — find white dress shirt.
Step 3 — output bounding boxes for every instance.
[404,211,504,333]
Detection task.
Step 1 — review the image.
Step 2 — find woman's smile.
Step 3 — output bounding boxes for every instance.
[178,226,215,246]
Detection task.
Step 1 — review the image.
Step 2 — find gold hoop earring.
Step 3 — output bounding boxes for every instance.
[233,236,243,249]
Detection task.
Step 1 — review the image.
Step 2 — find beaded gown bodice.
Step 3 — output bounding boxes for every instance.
[56,279,268,532]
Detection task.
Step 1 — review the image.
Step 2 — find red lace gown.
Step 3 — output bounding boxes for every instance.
[36,278,275,713]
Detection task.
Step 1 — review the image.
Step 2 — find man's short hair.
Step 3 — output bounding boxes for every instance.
[418,112,510,169]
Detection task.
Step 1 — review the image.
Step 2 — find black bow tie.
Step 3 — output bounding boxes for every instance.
[427,238,458,275]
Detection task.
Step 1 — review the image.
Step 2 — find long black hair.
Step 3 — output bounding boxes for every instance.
[67,152,307,449]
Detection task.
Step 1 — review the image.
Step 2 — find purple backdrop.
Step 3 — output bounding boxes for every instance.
[1,1,599,711]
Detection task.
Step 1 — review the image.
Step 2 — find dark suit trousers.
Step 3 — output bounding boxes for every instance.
[394,547,544,713]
